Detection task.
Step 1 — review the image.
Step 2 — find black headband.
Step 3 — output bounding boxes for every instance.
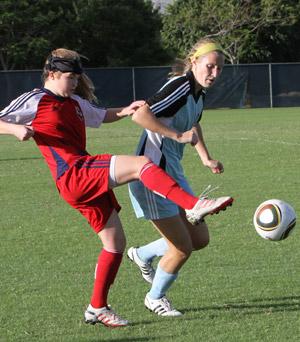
[45,56,83,74]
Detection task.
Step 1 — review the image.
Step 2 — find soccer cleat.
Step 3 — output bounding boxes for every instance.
[186,196,234,225]
[84,304,128,328]
[127,246,155,284]
[144,293,183,317]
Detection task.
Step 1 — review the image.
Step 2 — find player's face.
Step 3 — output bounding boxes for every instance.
[54,72,80,97]
[192,51,224,89]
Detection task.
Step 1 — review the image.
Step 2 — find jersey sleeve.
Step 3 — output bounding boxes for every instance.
[0,90,43,124]
[146,76,191,118]
[73,96,107,128]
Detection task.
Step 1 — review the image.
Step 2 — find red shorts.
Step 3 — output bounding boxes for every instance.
[56,154,121,233]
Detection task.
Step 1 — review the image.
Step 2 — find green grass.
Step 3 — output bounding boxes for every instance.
[0,107,300,342]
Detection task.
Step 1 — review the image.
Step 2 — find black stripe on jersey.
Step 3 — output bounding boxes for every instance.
[139,134,148,156]
[147,76,191,118]
[197,91,206,123]
[159,140,166,170]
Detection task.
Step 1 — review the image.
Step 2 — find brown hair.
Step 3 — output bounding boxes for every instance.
[170,38,223,77]
[42,48,98,103]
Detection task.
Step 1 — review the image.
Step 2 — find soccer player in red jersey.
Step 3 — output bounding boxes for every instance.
[0,48,232,327]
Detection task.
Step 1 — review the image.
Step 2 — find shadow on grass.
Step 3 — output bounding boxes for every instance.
[182,295,300,316]
[90,337,165,342]
[0,157,42,162]
[84,319,170,342]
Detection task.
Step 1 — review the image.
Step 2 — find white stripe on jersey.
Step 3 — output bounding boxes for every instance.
[158,75,182,91]
[0,90,44,117]
[151,81,190,114]
[145,188,159,220]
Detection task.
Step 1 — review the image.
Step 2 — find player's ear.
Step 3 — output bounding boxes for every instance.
[49,70,61,80]
[190,57,198,68]
[48,71,55,80]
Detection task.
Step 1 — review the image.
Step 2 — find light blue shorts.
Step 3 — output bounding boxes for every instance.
[128,175,194,220]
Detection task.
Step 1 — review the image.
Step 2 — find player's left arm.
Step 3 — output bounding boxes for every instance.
[74,96,145,127]
[104,100,146,123]
[192,123,224,174]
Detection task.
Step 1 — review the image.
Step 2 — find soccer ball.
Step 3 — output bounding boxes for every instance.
[253,199,296,241]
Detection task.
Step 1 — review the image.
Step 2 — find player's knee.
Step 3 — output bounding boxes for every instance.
[139,155,152,167]
[193,236,210,250]
[173,244,192,261]
[192,221,210,250]
[103,236,126,253]
[136,156,152,177]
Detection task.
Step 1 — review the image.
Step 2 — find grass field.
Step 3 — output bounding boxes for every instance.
[0,107,299,342]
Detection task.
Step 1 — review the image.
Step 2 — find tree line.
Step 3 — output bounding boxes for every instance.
[1,0,299,70]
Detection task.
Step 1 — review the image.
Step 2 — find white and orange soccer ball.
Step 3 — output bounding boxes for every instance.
[253,199,296,241]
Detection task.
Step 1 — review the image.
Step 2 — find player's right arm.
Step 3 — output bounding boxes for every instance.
[131,76,198,145]
[132,104,198,145]
[0,119,34,141]
[0,89,42,141]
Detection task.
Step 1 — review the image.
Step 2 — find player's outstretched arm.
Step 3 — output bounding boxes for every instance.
[104,100,146,123]
[0,120,34,141]
[132,104,198,145]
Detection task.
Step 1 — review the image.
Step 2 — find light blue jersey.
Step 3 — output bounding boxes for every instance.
[129,71,205,219]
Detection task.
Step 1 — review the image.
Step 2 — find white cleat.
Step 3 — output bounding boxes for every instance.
[186,196,234,225]
[144,293,183,317]
[127,247,155,284]
[84,304,128,328]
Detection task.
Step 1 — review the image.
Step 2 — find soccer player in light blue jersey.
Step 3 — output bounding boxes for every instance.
[128,38,233,316]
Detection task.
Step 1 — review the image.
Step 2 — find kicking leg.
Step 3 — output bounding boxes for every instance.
[111,155,198,209]
[111,155,233,223]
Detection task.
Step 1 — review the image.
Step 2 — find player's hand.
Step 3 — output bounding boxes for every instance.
[204,159,224,174]
[177,130,198,145]
[14,125,34,141]
[117,100,146,117]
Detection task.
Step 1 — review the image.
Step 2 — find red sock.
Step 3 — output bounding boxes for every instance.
[90,249,123,308]
[139,162,198,209]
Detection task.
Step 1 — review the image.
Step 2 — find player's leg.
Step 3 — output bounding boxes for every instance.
[127,174,208,284]
[58,159,128,327]
[111,155,233,224]
[111,155,198,209]
[128,215,209,284]
[127,238,167,283]
[143,216,192,316]
[179,208,210,251]
[85,210,128,327]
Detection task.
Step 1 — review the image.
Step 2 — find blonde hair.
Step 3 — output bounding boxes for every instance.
[42,48,98,103]
[170,38,224,77]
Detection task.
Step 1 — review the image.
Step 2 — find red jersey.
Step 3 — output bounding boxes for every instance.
[0,88,107,180]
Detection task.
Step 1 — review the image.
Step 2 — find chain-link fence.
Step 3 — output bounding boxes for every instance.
[1,63,300,109]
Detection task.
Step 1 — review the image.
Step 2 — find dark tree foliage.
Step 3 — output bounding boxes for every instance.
[75,0,171,67]
[0,0,171,70]
[161,0,300,64]
[0,0,80,70]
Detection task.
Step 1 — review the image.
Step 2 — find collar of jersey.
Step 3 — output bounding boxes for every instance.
[42,87,68,102]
